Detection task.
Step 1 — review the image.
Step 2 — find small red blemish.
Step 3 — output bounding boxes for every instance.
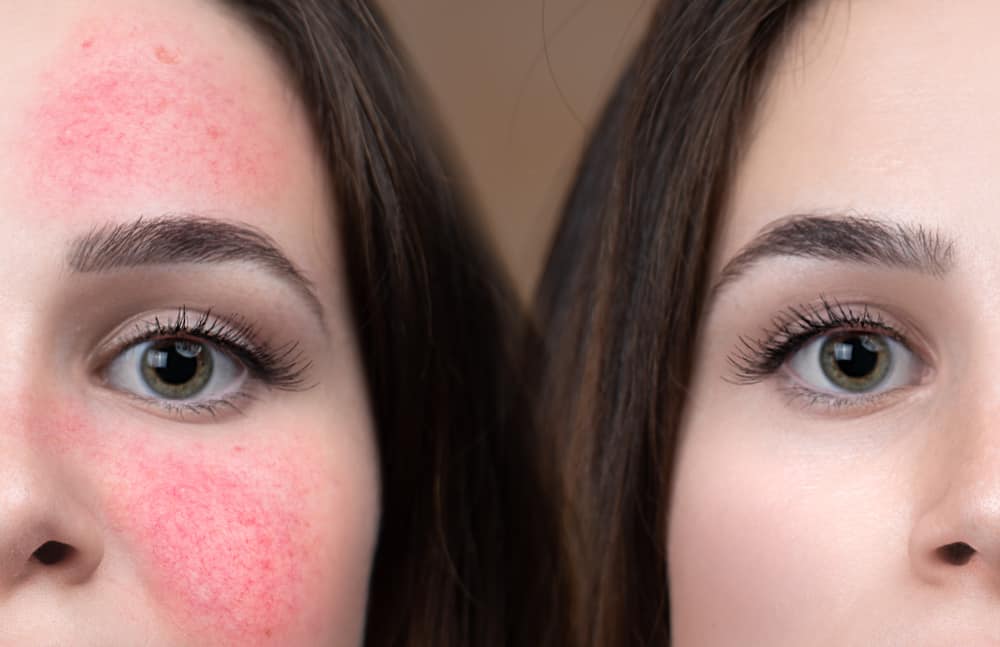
[81,39,94,49]
[233,445,245,453]
[154,45,180,65]
[207,125,222,140]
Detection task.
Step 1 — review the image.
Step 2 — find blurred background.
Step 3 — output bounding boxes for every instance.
[377,0,653,299]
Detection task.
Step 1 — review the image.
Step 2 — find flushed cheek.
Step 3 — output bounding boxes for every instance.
[104,438,330,646]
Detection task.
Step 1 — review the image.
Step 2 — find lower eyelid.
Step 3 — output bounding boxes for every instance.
[776,380,915,416]
[776,361,929,417]
[114,385,259,422]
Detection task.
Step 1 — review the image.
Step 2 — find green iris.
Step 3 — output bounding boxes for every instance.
[819,333,890,392]
[141,339,214,399]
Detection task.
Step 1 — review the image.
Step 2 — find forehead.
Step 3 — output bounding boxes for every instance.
[0,0,318,220]
[719,0,1000,274]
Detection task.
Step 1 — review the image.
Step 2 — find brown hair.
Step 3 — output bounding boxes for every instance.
[537,2,816,645]
[220,2,563,646]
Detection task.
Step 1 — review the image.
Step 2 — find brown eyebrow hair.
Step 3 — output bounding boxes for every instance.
[66,215,325,322]
[712,214,956,295]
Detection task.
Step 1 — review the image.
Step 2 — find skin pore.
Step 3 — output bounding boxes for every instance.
[0,1,378,646]
[668,1,1000,645]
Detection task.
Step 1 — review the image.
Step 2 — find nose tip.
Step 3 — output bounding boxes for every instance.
[909,467,1000,593]
[0,452,104,595]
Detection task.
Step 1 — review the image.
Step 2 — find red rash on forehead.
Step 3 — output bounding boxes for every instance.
[106,436,322,645]
[20,17,289,207]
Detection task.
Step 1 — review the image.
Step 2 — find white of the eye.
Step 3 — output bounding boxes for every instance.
[787,334,920,395]
[105,340,247,402]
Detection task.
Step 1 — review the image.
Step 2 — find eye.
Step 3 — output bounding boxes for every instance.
[787,332,922,396]
[105,337,247,402]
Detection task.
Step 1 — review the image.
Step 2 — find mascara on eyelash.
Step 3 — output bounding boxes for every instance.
[120,305,313,392]
[725,296,906,385]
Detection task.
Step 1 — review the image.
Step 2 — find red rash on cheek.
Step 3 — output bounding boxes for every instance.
[34,408,327,643]
[106,438,321,645]
[20,19,288,207]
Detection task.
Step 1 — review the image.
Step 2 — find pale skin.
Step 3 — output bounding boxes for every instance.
[669,1,1000,644]
[0,1,378,646]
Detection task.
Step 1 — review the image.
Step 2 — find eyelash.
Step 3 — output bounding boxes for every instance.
[727,296,914,388]
[100,306,311,418]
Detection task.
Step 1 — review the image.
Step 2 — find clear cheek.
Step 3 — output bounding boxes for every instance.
[669,405,899,642]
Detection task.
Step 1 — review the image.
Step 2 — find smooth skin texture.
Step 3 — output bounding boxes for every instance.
[0,1,378,645]
[669,1,1000,645]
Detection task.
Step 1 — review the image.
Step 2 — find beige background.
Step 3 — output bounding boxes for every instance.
[378,0,653,298]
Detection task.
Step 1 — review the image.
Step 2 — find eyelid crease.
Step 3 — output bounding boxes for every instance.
[65,215,328,329]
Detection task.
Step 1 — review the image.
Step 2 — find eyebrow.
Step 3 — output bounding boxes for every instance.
[66,215,326,323]
[711,214,955,296]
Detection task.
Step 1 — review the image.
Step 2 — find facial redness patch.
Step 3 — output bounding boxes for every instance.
[107,436,321,645]
[19,16,290,209]
[28,401,328,644]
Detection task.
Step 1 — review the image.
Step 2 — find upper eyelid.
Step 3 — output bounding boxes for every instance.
[112,318,260,369]
[759,301,913,347]
[93,310,251,369]
[92,308,311,392]
[726,299,927,383]
[66,215,329,330]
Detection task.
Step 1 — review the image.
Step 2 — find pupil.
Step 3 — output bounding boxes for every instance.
[148,342,200,385]
[832,336,879,378]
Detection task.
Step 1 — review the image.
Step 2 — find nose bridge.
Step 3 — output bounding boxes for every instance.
[0,407,104,594]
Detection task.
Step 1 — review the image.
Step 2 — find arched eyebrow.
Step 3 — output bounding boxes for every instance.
[65,215,326,324]
[711,214,955,297]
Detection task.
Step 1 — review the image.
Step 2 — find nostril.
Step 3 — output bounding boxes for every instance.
[937,541,976,566]
[32,541,75,566]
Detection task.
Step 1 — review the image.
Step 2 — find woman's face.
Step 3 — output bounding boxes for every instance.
[669,1,1000,644]
[0,1,379,645]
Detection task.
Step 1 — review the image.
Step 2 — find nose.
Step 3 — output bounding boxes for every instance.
[0,436,104,595]
[909,422,1000,591]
